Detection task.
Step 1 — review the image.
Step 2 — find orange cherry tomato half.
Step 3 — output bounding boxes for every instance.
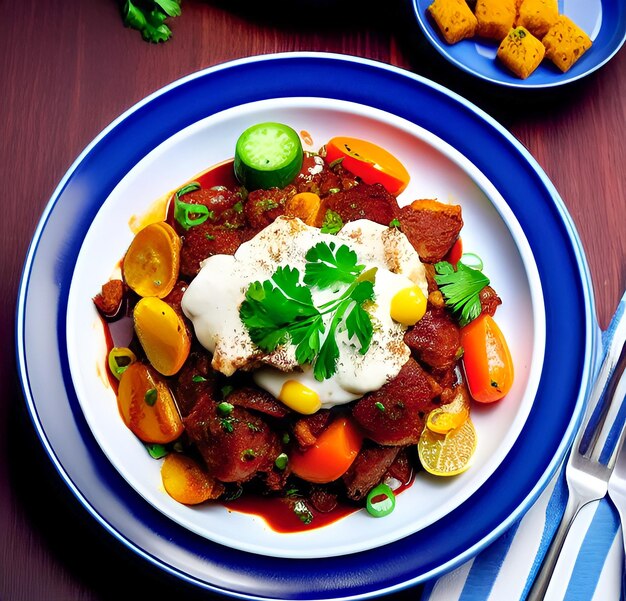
[290,415,363,484]
[324,137,410,196]
[460,314,514,403]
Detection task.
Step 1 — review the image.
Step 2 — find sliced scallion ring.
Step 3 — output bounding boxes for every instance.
[460,252,484,271]
[366,483,396,518]
[108,347,137,380]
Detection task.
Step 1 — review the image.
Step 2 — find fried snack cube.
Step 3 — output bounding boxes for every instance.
[542,15,592,72]
[517,0,559,39]
[474,0,517,40]
[427,0,478,44]
[497,26,545,79]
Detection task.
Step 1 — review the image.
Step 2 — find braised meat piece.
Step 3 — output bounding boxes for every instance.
[308,486,339,513]
[173,186,246,231]
[174,352,217,417]
[319,182,399,227]
[480,285,502,316]
[292,410,333,449]
[293,154,359,197]
[404,308,461,371]
[398,199,463,263]
[162,280,188,315]
[93,279,125,318]
[184,394,282,483]
[244,185,295,231]
[351,358,442,446]
[179,225,241,278]
[386,448,413,484]
[342,443,400,501]
[227,386,291,419]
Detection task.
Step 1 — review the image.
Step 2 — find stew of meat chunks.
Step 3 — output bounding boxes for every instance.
[94,125,512,531]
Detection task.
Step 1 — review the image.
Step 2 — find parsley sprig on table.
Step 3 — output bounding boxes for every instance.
[239,241,376,381]
[122,0,181,43]
[434,259,489,327]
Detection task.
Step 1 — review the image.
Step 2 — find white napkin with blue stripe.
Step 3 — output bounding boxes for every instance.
[420,299,626,601]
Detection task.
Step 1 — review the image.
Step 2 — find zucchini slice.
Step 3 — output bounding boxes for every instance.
[234,122,303,190]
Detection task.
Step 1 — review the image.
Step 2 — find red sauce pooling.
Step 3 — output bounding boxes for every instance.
[223,495,357,533]
[223,477,415,533]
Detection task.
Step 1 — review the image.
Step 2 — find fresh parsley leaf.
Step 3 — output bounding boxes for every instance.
[304,241,364,289]
[320,209,343,234]
[239,243,376,380]
[434,260,489,327]
[154,0,182,16]
[122,0,180,43]
[239,267,321,352]
[345,299,374,354]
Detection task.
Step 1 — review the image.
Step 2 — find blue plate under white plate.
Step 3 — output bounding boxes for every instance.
[413,0,626,88]
[16,53,597,599]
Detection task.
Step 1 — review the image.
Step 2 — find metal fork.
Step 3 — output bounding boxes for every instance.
[608,369,626,598]
[526,290,626,601]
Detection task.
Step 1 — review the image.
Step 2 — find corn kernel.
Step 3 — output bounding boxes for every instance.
[390,286,427,326]
[279,380,322,414]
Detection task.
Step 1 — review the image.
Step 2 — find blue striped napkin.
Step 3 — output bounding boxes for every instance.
[420,294,626,601]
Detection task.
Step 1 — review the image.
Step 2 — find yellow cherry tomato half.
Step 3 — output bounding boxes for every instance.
[133,297,191,376]
[290,416,363,484]
[460,314,514,403]
[122,221,181,298]
[324,137,410,195]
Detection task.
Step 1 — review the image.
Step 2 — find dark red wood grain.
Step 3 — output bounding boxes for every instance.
[1,1,624,599]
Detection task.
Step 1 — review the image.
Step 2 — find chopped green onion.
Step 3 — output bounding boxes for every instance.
[389,218,402,229]
[242,448,256,460]
[192,374,207,383]
[274,453,288,470]
[217,401,234,416]
[145,443,168,459]
[293,500,313,524]
[320,209,343,234]
[174,199,213,230]
[144,388,158,406]
[366,483,396,518]
[175,182,201,197]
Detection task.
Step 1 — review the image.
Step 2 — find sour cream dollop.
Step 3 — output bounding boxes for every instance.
[181,217,428,408]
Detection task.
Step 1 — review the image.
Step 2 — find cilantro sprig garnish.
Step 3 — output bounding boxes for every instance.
[434,259,489,327]
[239,241,376,381]
[122,0,181,43]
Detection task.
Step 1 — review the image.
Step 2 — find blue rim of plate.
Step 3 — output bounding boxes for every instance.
[15,53,597,600]
[413,0,626,88]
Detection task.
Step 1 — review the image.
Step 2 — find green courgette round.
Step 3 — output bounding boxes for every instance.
[234,122,304,190]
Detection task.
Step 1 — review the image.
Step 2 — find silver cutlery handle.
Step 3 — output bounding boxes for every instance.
[525,492,587,600]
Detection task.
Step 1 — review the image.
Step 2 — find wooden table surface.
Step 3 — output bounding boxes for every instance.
[1,1,624,599]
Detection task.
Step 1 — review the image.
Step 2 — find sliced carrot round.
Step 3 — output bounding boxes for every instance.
[117,362,183,444]
[290,416,363,484]
[122,221,181,298]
